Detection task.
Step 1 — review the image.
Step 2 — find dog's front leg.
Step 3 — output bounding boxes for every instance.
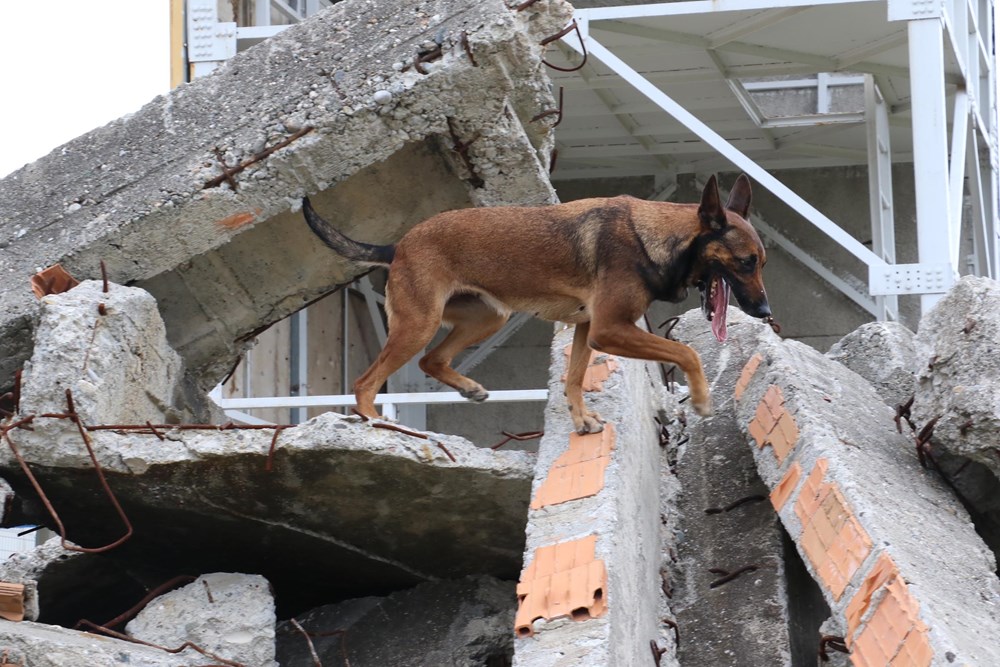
[588,319,712,417]
[565,321,605,434]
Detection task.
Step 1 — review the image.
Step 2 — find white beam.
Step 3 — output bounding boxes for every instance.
[571,32,885,269]
[706,7,808,48]
[214,389,549,410]
[948,90,970,266]
[907,18,955,312]
[579,0,879,21]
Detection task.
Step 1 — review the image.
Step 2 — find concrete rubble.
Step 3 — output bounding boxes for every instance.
[276,575,515,666]
[126,573,276,667]
[0,0,568,394]
[911,276,1000,477]
[826,320,918,409]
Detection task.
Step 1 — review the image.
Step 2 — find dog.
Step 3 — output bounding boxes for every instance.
[302,173,771,434]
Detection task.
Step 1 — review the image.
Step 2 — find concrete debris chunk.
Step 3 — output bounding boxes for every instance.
[0,620,190,667]
[277,576,515,666]
[911,275,1000,478]
[734,326,1000,666]
[826,320,918,409]
[19,280,191,429]
[126,572,277,667]
[0,0,570,390]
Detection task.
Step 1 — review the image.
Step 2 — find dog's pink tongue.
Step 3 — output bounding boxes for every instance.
[711,277,730,342]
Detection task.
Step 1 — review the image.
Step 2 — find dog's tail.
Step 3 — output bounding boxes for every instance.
[302,197,395,265]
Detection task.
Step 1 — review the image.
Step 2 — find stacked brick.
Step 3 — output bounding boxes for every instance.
[734,338,1000,666]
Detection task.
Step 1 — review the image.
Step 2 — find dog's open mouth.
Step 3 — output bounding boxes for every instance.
[700,274,731,343]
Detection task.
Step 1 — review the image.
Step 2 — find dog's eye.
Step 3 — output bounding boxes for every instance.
[739,255,757,271]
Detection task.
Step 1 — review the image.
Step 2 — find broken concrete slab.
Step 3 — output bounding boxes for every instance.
[826,320,918,409]
[0,0,569,391]
[911,276,1000,478]
[671,308,794,667]
[4,278,534,614]
[277,575,515,666]
[0,620,191,667]
[127,572,276,667]
[734,328,1000,665]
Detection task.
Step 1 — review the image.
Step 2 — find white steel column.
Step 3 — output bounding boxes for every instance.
[907,17,955,313]
[864,76,899,321]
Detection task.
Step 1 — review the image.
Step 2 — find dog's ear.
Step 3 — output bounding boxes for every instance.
[698,175,727,232]
[725,173,752,219]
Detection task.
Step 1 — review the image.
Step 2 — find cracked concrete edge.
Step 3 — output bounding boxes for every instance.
[734,333,1000,666]
[513,324,677,666]
[0,0,571,386]
[0,620,191,667]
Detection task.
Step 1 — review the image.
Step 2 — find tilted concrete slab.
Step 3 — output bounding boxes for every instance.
[672,310,795,667]
[0,0,569,391]
[2,280,535,618]
[734,326,1000,666]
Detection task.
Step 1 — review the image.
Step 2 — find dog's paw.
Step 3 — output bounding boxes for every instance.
[692,395,713,417]
[574,412,605,435]
[460,385,489,403]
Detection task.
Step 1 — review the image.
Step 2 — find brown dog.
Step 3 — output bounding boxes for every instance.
[303,174,770,433]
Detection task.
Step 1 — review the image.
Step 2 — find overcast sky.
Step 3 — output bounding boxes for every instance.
[0,1,170,177]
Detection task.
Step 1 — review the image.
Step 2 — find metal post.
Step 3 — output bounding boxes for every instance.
[907,17,954,313]
[864,76,899,320]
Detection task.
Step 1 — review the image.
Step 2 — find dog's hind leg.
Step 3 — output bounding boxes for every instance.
[565,321,605,434]
[353,285,445,420]
[418,296,508,402]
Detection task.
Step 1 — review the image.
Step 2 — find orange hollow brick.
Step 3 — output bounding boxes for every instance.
[530,425,616,509]
[770,461,803,511]
[734,353,764,401]
[515,535,608,637]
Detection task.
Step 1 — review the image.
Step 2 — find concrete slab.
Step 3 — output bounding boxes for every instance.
[734,326,1000,666]
[671,309,794,667]
[513,326,673,665]
[0,620,189,667]
[826,321,918,410]
[0,0,569,391]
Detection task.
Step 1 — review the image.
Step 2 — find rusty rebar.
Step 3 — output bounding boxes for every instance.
[530,86,564,127]
[765,315,782,334]
[704,494,766,515]
[202,126,314,190]
[510,0,542,10]
[541,20,588,72]
[818,634,848,661]
[76,620,245,666]
[100,260,109,293]
[460,31,478,66]
[436,441,457,462]
[445,117,484,188]
[914,415,941,468]
[291,618,323,667]
[649,639,667,665]
[489,430,543,450]
[708,564,759,588]
[265,425,292,472]
[87,575,197,630]
[894,395,915,433]
[662,617,680,648]
[212,147,240,191]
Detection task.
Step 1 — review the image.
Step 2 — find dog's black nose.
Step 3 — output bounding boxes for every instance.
[749,302,771,319]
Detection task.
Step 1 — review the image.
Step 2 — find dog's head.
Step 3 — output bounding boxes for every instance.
[690,174,771,342]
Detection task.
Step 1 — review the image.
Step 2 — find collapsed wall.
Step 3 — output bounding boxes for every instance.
[0,0,569,393]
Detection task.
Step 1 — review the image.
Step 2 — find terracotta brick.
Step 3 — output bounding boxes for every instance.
[763,384,785,419]
[515,535,608,637]
[755,400,777,434]
[748,417,768,447]
[852,628,890,666]
[775,411,800,448]
[793,462,872,600]
[846,553,899,640]
[890,628,933,666]
[770,462,802,511]
[734,353,763,401]
[531,425,617,509]
[769,411,797,463]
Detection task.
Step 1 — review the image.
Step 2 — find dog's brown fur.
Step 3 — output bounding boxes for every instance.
[303,174,770,433]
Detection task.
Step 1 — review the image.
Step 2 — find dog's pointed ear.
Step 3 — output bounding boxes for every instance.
[725,173,752,219]
[698,175,727,232]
